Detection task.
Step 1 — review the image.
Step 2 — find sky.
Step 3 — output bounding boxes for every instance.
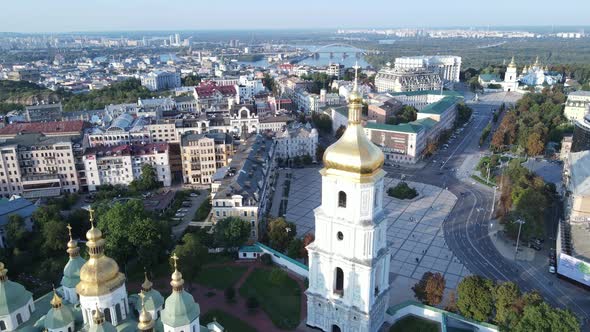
[1,0,589,33]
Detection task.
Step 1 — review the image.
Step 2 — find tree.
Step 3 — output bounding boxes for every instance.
[213,217,251,249]
[181,74,201,86]
[457,275,494,322]
[412,272,446,306]
[268,217,296,252]
[224,287,236,302]
[513,302,579,332]
[494,282,521,328]
[445,291,458,313]
[269,268,289,285]
[287,238,303,259]
[130,164,160,192]
[97,200,170,268]
[526,132,545,156]
[174,233,208,290]
[301,233,315,262]
[456,103,473,126]
[5,215,28,249]
[301,155,313,165]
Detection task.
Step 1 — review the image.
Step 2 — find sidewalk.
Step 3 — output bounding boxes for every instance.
[489,220,536,262]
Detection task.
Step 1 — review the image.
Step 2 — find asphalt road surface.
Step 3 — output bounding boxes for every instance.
[383,92,590,329]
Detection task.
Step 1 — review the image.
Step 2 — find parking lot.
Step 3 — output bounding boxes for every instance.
[284,167,471,303]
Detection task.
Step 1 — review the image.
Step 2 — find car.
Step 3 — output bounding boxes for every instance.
[530,244,542,251]
[178,208,189,213]
[190,192,199,197]
[549,266,556,274]
[437,172,444,175]
[175,213,186,218]
[171,217,182,222]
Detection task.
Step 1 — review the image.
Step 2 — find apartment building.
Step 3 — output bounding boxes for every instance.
[0,120,86,140]
[0,134,80,199]
[180,133,234,186]
[25,102,63,122]
[140,71,181,91]
[84,143,171,191]
[211,135,277,240]
[564,91,590,123]
[274,123,318,161]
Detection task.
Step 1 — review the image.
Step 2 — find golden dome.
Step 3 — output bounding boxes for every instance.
[93,306,105,325]
[50,289,63,308]
[323,73,384,176]
[508,56,516,68]
[170,253,185,291]
[76,214,125,297]
[142,272,153,292]
[138,291,155,331]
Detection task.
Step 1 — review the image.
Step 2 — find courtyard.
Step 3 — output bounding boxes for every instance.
[283,167,471,303]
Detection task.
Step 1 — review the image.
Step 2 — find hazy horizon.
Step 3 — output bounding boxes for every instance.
[1,0,589,33]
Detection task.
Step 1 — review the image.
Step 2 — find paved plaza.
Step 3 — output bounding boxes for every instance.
[283,167,471,303]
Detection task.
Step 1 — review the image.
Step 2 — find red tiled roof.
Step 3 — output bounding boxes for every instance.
[195,82,237,98]
[0,120,86,136]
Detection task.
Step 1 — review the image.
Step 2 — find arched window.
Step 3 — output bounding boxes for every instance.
[332,324,342,332]
[16,313,23,325]
[338,191,347,208]
[104,308,112,323]
[0,320,6,331]
[68,327,72,332]
[334,267,344,296]
[337,232,343,241]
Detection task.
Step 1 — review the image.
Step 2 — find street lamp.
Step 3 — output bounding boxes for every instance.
[514,219,525,260]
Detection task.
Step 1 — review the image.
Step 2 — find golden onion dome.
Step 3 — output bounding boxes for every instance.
[142,272,153,292]
[508,56,516,68]
[137,307,154,331]
[76,218,125,297]
[323,74,384,176]
[50,289,63,308]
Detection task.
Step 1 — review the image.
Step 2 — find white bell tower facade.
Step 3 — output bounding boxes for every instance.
[306,72,391,332]
[503,56,518,92]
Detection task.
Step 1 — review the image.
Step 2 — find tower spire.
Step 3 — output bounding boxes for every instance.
[170,253,185,292]
[138,291,155,331]
[66,224,80,257]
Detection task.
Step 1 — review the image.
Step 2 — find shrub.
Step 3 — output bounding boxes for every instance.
[224,287,236,302]
[387,182,418,200]
[260,253,272,266]
[246,296,259,310]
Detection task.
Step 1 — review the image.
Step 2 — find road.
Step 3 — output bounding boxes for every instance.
[383,91,590,328]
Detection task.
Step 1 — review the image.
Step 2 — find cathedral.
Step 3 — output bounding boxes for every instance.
[306,73,392,332]
[0,211,223,332]
[519,56,562,87]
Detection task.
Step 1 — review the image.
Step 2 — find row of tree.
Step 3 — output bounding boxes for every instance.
[413,273,579,331]
[490,87,569,156]
[496,159,555,239]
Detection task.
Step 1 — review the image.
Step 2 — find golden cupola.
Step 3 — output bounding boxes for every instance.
[508,56,516,68]
[137,292,155,331]
[322,68,384,177]
[76,209,125,297]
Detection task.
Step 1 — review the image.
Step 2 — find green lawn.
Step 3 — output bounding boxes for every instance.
[239,268,301,330]
[389,315,441,332]
[195,265,248,290]
[201,309,258,332]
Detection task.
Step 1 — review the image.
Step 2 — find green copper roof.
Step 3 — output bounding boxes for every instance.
[419,96,461,115]
[365,121,423,134]
[44,304,75,329]
[89,321,117,332]
[61,255,86,288]
[161,291,200,327]
[0,279,33,316]
[131,289,164,312]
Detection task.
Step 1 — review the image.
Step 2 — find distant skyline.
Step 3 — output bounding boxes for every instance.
[1,0,589,33]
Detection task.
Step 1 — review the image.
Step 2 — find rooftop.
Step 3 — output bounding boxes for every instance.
[0,120,86,137]
[0,197,38,227]
[420,96,462,115]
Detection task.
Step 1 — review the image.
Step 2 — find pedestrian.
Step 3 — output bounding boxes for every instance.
[415,257,419,263]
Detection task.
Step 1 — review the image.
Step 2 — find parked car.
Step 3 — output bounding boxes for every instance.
[190,192,199,197]
[175,213,186,218]
[178,208,189,213]
[549,266,556,274]
[182,201,192,207]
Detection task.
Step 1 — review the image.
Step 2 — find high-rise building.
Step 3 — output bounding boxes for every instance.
[572,114,590,152]
[564,91,590,123]
[394,55,461,85]
[306,81,391,332]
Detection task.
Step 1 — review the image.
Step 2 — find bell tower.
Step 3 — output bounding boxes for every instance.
[504,56,518,92]
[306,67,391,332]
